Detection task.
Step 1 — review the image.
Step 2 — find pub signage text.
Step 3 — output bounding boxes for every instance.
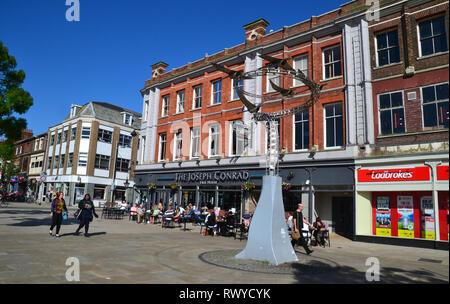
[176,170,250,184]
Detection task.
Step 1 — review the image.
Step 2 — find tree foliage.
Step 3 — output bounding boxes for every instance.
[0,140,19,191]
[0,41,33,141]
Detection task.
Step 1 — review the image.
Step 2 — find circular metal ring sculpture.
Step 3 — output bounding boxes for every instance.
[212,55,326,175]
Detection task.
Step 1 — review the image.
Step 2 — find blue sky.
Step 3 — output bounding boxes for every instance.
[0,0,344,136]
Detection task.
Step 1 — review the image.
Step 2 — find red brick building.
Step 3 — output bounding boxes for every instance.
[135,0,448,247]
[355,0,448,247]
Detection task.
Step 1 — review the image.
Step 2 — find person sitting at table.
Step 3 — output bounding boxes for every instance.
[242,210,251,229]
[204,209,217,236]
[161,204,175,228]
[313,217,328,247]
[130,204,138,221]
[173,207,181,225]
[150,205,160,224]
[137,204,145,223]
[120,201,129,215]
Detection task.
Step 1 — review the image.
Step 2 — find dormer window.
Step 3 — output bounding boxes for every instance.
[70,105,81,118]
[122,112,133,126]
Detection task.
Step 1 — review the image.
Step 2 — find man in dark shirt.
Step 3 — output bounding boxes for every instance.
[292,202,315,255]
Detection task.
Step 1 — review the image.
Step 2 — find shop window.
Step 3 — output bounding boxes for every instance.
[418,16,448,57]
[294,110,309,151]
[420,196,435,239]
[376,30,400,66]
[324,103,343,148]
[378,91,405,135]
[93,185,105,200]
[421,83,449,129]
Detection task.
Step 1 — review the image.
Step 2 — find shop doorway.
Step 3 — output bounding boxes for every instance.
[332,196,353,238]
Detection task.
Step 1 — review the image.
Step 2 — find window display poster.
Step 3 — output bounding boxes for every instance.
[376,196,391,236]
[397,196,414,238]
[420,197,435,240]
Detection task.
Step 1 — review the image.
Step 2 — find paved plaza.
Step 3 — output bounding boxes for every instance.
[0,203,448,284]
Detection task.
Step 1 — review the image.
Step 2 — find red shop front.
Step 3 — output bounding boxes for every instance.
[358,165,449,242]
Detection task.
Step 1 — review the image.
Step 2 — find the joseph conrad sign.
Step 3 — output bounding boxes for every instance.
[176,170,250,184]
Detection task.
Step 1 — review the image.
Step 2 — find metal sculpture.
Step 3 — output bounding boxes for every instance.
[213,55,325,265]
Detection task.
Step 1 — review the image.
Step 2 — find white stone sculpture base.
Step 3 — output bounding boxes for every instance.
[235,175,298,265]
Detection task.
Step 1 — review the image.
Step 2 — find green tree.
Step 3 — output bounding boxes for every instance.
[0,41,33,141]
[0,140,19,193]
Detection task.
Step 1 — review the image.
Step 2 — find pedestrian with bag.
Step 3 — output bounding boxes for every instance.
[49,192,68,237]
[74,194,98,237]
[292,202,315,255]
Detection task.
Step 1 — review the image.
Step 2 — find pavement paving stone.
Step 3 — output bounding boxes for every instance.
[0,203,448,284]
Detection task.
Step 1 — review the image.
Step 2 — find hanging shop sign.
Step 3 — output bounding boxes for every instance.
[175,170,250,184]
[420,196,435,240]
[358,167,430,182]
[437,165,449,181]
[397,196,415,238]
[375,196,391,236]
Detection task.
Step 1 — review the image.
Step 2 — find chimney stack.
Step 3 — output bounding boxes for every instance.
[150,61,169,78]
[243,18,269,42]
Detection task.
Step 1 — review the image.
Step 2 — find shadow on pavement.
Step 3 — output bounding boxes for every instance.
[291,262,448,284]
[61,231,107,237]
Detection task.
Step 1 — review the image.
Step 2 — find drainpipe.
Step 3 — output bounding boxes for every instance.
[424,161,441,242]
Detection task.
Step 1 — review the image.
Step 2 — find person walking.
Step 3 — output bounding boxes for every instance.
[49,192,68,237]
[292,202,315,255]
[75,194,98,237]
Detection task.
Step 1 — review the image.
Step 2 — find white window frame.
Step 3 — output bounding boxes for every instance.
[292,110,309,151]
[229,120,247,156]
[377,90,406,135]
[158,133,167,162]
[420,82,449,129]
[143,100,149,122]
[323,103,344,149]
[211,79,222,105]
[375,29,401,67]
[173,130,183,161]
[161,95,170,117]
[193,85,202,109]
[417,16,448,58]
[292,54,308,87]
[266,66,280,92]
[81,127,90,139]
[190,127,200,159]
[78,152,88,167]
[208,124,220,158]
[322,45,342,80]
[176,90,185,114]
[232,78,244,101]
